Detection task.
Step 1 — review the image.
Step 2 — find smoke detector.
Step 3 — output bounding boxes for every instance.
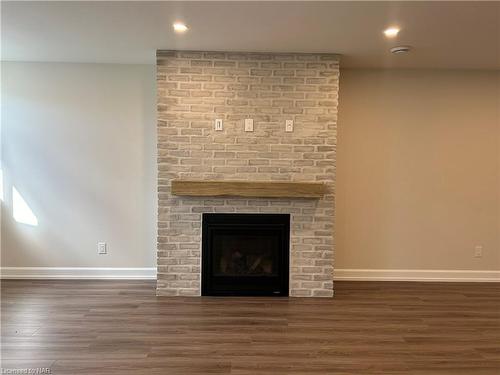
[390,46,412,54]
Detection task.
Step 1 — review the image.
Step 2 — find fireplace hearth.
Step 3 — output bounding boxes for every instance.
[202,213,290,296]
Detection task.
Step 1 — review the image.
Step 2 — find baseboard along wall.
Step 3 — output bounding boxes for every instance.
[334,269,500,282]
[1,267,499,282]
[0,267,157,280]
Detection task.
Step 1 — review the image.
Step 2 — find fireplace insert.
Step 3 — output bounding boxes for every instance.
[201,213,290,296]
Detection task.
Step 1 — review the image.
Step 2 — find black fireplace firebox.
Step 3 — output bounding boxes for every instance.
[201,213,290,296]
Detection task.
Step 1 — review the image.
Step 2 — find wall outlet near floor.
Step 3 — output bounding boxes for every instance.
[215,119,223,131]
[244,118,254,132]
[285,119,294,132]
[474,245,483,258]
[97,242,107,255]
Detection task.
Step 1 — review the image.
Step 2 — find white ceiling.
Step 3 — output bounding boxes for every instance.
[2,1,499,69]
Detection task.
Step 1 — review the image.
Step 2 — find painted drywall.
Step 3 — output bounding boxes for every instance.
[2,63,499,276]
[1,62,156,268]
[336,69,500,272]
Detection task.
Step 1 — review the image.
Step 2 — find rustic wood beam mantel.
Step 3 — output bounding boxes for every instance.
[171,180,327,199]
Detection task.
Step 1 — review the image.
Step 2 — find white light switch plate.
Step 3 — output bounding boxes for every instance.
[215,119,223,131]
[285,119,294,132]
[244,118,254,132]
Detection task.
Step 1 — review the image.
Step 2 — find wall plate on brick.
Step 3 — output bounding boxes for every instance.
[285,120,294,132]
[244,118,254,132]
[215,119,223,131]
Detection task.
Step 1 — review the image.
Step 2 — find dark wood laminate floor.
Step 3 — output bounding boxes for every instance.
[1,280,499,375]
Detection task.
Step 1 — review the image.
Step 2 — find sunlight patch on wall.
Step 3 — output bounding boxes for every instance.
[0,169,3,201]
[13,187,38,226]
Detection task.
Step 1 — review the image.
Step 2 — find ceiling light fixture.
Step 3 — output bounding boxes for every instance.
[383,27,400,38]
[173,22,188,33]
[390,46,412,54]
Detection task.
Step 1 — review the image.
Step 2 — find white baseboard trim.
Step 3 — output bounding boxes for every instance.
[334,269,500,282]
[0,267,157,280]
[2,267,498,282]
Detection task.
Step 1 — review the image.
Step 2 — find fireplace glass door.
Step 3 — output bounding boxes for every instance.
[202,213,290,296]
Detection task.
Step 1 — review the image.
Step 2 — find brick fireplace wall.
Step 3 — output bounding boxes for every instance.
[156,51,339,297]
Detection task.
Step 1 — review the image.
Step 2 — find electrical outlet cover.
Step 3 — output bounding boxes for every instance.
[474,245,483,258]
[97,242,107,255]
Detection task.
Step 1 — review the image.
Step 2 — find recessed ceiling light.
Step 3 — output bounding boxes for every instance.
[383,27,400,38]
[390,46,412,54]
[173,22,188,33]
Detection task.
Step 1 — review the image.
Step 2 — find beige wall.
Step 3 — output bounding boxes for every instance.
[1,62,156,268]
[336,69,500,271]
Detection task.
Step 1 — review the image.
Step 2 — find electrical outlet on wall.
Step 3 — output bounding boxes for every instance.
[97,242,107,255]
[285,119,294,132]
[474,245,483,258]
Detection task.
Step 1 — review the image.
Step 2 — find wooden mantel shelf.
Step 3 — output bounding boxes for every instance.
[171,180,327,199]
